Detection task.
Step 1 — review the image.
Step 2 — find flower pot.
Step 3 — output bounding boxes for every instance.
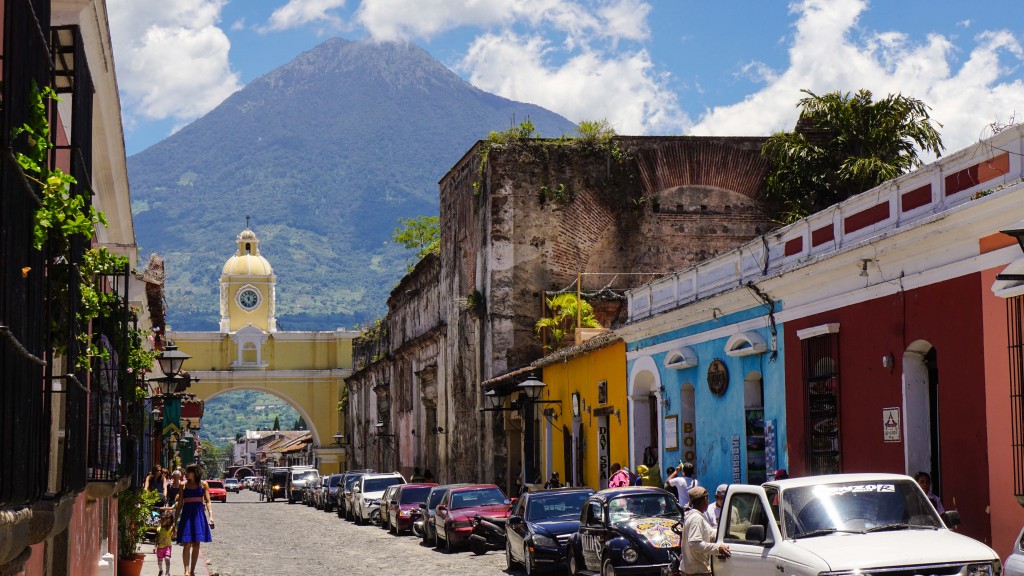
[117,553,145,576]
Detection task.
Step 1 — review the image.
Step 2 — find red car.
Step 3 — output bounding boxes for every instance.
[206,480,227,502]
[387,483,437,534]
[432,484,510,551]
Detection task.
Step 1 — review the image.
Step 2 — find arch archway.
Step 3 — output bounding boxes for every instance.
[233,466,255,479]
[628,356,663,473]
[903,340,941,493]
[201,385,324,447]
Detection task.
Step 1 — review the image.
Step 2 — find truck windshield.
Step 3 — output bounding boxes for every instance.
[781,480,942,538]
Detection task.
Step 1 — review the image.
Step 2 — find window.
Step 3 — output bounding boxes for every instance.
[802,331,841,475]
[724,493,770,544]
[1010,296,1024,502]
[584,502,603,526]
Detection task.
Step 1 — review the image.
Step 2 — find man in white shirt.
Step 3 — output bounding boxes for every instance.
[666,462,699,508]
[682,486,730,576]
[704,484,728,528]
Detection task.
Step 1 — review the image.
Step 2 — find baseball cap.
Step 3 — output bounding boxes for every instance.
[688,486,708,500]
[715,484,728,497]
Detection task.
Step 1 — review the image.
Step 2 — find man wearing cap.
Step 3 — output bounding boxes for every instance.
[704,484,728,529]
[682,486,730,576]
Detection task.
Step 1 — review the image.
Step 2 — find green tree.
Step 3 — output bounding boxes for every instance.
[272,416,280,431]
[761,89,944,224]
[535,293,600,351]
[293,416,307,430]
[393,215,440,261]
[201,440,224,478]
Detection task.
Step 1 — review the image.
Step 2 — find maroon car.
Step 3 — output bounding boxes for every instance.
[432,484,510,551]
[387,483,437,534]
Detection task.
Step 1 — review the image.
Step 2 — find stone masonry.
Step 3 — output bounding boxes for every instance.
[347,135,770,488]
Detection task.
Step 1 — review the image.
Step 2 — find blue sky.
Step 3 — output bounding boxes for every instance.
[109,0,1024,157]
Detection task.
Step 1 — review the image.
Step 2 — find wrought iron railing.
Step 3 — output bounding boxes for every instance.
[0,0,55,507]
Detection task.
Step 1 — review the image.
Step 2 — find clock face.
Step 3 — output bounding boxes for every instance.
[238,288,260,311]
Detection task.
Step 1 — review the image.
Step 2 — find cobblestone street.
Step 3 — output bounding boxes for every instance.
[201,490,511,576]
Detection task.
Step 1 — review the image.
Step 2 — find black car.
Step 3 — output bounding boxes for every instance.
[506,488,594,574]
[565,487,682,576]
[324,473,344,512]
[416,484,468,544]
[336,470,373,519]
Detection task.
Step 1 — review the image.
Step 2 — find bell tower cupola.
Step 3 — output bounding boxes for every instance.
[220,226,277,333]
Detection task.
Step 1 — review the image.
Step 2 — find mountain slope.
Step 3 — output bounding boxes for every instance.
[129,39,577,330]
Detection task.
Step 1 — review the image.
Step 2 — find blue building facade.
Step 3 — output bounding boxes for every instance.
[624,305,787,491]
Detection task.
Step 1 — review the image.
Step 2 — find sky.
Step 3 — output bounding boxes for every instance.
[108,0,1024,159]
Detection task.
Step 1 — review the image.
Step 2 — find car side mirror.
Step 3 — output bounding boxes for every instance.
[352,487,360,493]
[941,509,961,528]
[744,525,769,545]
[419,503,427,510]
[436,504,447,512]
[508,515,523,527]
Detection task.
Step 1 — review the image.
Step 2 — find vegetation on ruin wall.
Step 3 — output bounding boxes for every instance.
[353,317,389,366]
[473,118,637,209]
[535,293,600,351]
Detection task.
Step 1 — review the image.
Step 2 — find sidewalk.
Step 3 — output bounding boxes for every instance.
[139,547,212,576]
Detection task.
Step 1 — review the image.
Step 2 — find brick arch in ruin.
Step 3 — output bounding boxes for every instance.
[560,138,771,283]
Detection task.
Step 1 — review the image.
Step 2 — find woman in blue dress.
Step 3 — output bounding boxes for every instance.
[173,463,214,576]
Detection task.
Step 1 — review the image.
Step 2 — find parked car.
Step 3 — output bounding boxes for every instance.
[352,472,406,524]
[387,483,437,535]
[1006,524,1024,576]
[417,484,468,544]
[206,480,228,503]
[305,474,324,507]
[506,488,594,573]
[338,470,374,519]
[433,484,511,551]
[286,467,318,504]
[565,487,682,576]
[223,478,240,493]
[267,468,288,502]
[706,474,998,576]
[323,473,344,513]
[379,484,403,531]
[311,476,329,509]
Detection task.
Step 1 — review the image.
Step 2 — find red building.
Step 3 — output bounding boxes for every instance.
[772,135,1024,550]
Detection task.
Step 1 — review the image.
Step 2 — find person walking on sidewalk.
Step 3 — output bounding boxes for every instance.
[173,464,214,576]
[666,462,699,509]
[154,511,175,576]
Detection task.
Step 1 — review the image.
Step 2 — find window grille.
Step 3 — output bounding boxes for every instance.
[1009,296,1024,503]
[0,0,55,507]
[803,332,841,475]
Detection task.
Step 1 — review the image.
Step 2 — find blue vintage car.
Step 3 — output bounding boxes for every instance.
[566,487,683,576]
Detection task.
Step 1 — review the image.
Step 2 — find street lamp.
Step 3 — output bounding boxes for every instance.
[484,390,504,410]
[156,344,191,379]
[517,375,546,401]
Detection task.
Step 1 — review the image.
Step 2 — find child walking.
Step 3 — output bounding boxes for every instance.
[154,511,175,576]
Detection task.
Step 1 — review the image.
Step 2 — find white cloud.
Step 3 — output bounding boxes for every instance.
[354,0,645,44]
[457,31,689,135]
[263,0,347,32]
[108,0,241,123]
[691,0,1024,154]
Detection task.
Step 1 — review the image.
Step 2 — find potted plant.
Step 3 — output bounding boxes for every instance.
[117,487,160,576]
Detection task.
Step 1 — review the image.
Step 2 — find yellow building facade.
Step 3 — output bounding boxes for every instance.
[170,228,357,474]
[537,337,631,490]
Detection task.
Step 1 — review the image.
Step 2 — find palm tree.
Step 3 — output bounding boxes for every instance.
[535,293,600,351]
[762,89,944,224]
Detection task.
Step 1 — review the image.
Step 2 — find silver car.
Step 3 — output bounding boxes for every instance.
[1007,525,1024,576]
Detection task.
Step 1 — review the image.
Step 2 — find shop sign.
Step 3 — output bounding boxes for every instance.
[708,359,729,397]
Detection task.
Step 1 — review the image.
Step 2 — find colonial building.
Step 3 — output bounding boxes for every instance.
[0,0,157,574]
[621,126,1024,551]
[171,229,357,475]
[348,135,774,489]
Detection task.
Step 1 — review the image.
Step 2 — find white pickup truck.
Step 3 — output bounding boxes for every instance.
[712,473,1000,576]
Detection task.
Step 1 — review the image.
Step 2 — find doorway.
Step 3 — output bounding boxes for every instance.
[903,341,941,495]
[744,373,766,483]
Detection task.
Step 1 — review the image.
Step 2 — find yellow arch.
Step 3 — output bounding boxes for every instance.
[171,329,356,475]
